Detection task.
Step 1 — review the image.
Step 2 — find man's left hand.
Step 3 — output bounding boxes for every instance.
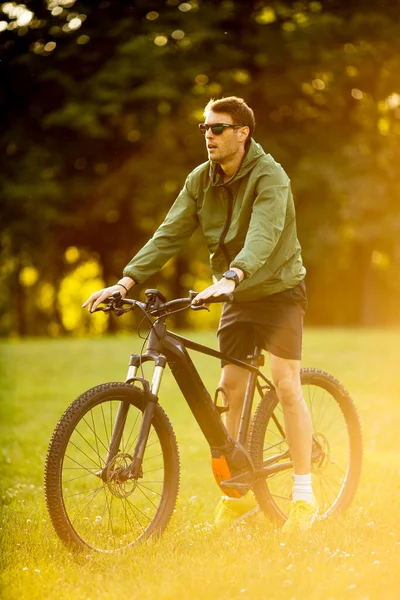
[192,278,236,305]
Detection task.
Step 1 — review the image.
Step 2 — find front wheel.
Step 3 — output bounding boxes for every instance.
[45,383,180,552]
[248,368,362,524]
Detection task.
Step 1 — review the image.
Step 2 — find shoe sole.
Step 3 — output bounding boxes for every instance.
[228,505,260,528]
[282,508,319,533]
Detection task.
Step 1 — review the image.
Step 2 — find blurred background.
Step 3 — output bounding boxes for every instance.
[1,0,399,337]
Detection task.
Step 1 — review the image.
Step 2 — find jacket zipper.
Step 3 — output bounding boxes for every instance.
[218,187,233,267]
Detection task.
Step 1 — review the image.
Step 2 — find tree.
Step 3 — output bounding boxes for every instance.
[1,0,400,334]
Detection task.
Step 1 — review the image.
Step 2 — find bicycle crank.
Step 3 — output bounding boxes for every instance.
[211,439,255,498]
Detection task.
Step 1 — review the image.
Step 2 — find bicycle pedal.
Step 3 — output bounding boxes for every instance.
[220,481,250,490]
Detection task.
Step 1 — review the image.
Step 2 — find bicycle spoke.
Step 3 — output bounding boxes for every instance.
[124,498,147,533]
[73,427,106,465]
[136,484,160,510]
[126,495,153,523]
[100,403,110,449]
[103,488,116,550]
[64,485,104,500]
[143,466,164,474]
[137,483,162,496]
[66,442,102,469]
[142,452,163,463]
[84,412,110,455]
[68,482,106,519]
[64,453,102,474]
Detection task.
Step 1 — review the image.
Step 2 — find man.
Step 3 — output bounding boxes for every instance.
[83,96,317,533]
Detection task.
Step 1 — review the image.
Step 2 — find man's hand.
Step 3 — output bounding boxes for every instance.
[192,267,244,305]
[192,278,236,305]
[82,278,135,313]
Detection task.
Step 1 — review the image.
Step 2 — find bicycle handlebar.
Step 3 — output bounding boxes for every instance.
[93,289,234,318]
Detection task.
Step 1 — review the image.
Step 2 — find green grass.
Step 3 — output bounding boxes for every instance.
[1,328,400,600]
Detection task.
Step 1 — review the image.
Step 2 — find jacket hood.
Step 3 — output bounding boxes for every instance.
[210,138,265,186]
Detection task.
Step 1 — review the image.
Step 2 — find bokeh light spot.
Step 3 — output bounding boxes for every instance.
[312,78,325,90]
[377,117,390,135]
[154,35,168,46]
[232,70,251,84]
[19,266,39,287]
[171,29,185,40]
[386,93,400,109]
[68,17,82,30]
[346,66,358,77]
[127,130,141,142]
[255,7,276,25]
[76,34,90,45]
[351,88,363,100]
[64,246,80,264]
[44,41,56,52]
[195,74,209,85]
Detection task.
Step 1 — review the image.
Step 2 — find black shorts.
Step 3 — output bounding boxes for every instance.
[217,280,307,364]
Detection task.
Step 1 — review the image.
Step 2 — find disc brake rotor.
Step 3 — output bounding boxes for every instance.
[105,453,137,499]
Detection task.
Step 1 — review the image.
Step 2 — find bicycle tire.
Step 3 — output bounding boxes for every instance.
[45,382,180,552]
[248,368,362,524]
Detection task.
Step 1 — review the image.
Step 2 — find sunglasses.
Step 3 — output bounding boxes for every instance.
[198,123,244,135]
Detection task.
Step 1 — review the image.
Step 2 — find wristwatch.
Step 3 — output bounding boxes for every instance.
[223,269,240,287]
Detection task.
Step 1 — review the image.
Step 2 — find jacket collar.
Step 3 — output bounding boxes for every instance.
[209,138,265,187]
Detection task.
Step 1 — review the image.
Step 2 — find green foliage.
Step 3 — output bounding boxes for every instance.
[1,1,400,334]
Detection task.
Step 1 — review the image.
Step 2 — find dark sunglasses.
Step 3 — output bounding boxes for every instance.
[199,123,244,135]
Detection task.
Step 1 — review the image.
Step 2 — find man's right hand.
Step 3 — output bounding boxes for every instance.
[82,278,136,313]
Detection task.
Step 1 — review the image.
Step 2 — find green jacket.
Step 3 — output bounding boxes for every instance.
[123,139,306,302]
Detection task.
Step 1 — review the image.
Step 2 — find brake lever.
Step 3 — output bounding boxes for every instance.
[190,304,210,312]
[91,306,111,313]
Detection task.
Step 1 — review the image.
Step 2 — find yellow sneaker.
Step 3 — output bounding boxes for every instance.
[214,494,259,529]
[282,498,318,534]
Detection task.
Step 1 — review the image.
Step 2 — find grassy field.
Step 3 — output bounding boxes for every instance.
[1,328,400,600]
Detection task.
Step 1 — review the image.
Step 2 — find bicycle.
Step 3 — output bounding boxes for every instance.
[45,289,363,552]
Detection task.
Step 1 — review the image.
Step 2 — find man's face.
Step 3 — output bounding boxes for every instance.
[204,110,244,163]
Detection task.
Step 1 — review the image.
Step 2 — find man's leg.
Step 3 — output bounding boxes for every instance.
[269,354,312,474]
[219,364,249,438]
[269,353,317,532]
[214,364,259,527]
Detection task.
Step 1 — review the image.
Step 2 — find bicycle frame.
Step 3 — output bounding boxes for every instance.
[103,309,297,498]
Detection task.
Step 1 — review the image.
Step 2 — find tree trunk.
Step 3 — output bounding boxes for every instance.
[14,263,26,336]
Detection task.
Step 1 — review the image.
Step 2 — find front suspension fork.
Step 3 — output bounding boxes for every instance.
[103,361,164,481]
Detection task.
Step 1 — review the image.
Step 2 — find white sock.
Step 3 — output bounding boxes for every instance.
[292,473,313,504]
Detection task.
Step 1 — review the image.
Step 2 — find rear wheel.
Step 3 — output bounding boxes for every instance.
[249,368,362,524]
[45,383,180,552]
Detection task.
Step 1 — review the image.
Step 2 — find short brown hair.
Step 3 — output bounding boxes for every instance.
[204,96,255,141]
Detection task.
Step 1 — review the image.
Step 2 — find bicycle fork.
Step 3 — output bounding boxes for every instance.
[102,358,166,482]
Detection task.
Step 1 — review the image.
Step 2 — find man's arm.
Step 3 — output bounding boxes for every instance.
[83,178,199,312]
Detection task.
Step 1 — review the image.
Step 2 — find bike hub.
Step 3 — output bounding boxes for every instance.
[104,453,138,499]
